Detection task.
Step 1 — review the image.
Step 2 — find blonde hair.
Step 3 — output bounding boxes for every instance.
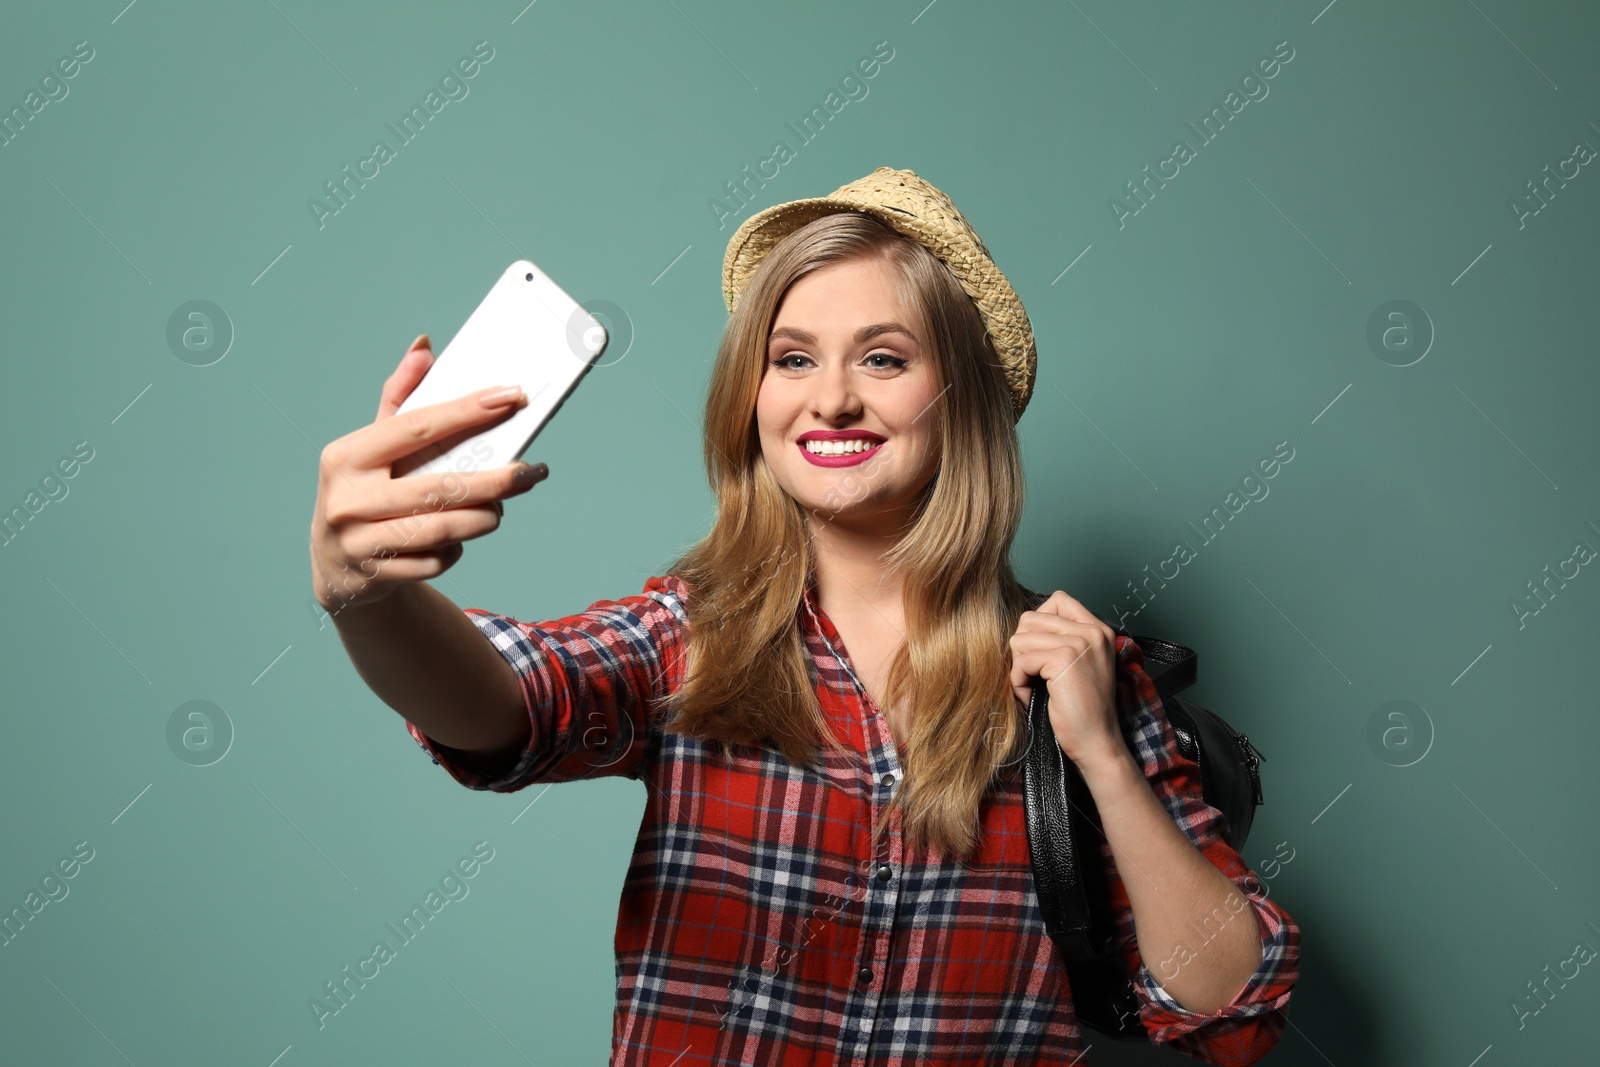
[659,211,1033,864]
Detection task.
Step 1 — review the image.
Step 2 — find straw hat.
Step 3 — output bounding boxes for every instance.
[722,166,1036,421]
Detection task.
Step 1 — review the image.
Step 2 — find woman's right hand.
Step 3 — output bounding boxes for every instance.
[309,333,549,615]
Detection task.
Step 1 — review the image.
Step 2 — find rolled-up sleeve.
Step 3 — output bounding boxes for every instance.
[408,574,689,792]
[1103,635,1300,1065]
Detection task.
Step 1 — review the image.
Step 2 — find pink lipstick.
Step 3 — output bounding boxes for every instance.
[796,430,887,468]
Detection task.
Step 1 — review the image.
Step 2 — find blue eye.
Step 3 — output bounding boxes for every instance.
[768,352,908,370]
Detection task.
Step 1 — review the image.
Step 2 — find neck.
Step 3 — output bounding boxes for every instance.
[807,512,909,635]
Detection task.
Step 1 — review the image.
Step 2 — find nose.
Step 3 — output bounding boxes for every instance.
[810,356,861,423]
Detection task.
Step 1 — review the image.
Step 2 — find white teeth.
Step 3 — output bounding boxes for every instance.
[804,438,878,455]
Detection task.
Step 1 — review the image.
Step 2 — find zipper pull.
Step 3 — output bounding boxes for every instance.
[1239,734,1264,806]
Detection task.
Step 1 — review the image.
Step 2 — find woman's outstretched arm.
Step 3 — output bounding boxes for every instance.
[309,333,548,779]
[331,579,530,776]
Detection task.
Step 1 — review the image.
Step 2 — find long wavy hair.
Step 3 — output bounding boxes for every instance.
[659,211,1033,865]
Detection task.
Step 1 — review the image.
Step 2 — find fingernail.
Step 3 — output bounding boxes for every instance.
[410,333,430,352]
[512,462,547,488]
[479,385,524,407]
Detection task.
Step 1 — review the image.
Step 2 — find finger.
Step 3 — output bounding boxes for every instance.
[374,385,531,469]
[1014,608,1100,635]
[1013,610,1114,651]
[377,335,434,421]
[1031,590,1116,636]
[392,506,505,551]
[352,544,467,584]
[1009,659,1058,709]
[344,383,528,474]
[342,504,503,564]
[1007,632,1106,689]
[349,462,546,526]
[1008,636,1057,692]
[1012,630,1109,667]
[1033,589,1094,621]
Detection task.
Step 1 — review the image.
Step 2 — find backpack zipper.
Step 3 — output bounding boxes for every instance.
[1237,733,1264,807]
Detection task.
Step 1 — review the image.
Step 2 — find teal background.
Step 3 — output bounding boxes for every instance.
[2,0,1596,1063]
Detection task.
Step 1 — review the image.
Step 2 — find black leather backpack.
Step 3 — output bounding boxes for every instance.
[1021,631,1266,1041]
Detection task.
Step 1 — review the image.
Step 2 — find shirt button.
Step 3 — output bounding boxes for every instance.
[880,773,895,787]
[858,966,873,985]
[876,863,892,881]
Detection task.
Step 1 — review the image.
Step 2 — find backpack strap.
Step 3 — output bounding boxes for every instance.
[1116,630,1197,701]
[1022,628,1196,1040]
[1022,675,1145,1038]
[1023,676,1120,961]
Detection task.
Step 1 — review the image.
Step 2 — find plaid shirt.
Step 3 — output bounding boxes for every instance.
[410,574,1299,1065]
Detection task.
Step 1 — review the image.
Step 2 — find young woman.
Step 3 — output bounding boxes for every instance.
[309,168,1299,1065]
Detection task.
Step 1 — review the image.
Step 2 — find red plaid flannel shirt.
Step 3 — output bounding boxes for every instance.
[409,574,1299,1065]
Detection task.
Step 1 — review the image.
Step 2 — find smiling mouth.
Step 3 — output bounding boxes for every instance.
[797,438,885,467]
[801,438,881,456]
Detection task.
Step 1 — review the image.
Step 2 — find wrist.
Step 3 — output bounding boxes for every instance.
[1072,740,1140,789]
[323,578,407,628]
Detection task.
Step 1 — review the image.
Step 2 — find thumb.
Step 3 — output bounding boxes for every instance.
[376,334,434,421]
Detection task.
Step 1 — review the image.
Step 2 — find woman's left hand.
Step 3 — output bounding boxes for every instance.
[1008,590,1128,772]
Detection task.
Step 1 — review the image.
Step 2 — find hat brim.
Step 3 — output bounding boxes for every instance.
[722,197,911,312]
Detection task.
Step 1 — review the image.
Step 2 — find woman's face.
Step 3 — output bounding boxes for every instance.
[756,254,944,533]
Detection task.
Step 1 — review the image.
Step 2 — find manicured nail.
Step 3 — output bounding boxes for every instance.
[479,385,524,407]
[410,333,430,352]
[512,462,547,488]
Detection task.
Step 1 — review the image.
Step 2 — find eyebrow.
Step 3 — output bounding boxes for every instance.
[767,322,918,348]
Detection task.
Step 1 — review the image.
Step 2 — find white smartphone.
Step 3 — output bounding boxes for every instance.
[390,259,608,479]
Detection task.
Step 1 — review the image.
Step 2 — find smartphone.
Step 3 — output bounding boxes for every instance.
[390,259,608,479]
